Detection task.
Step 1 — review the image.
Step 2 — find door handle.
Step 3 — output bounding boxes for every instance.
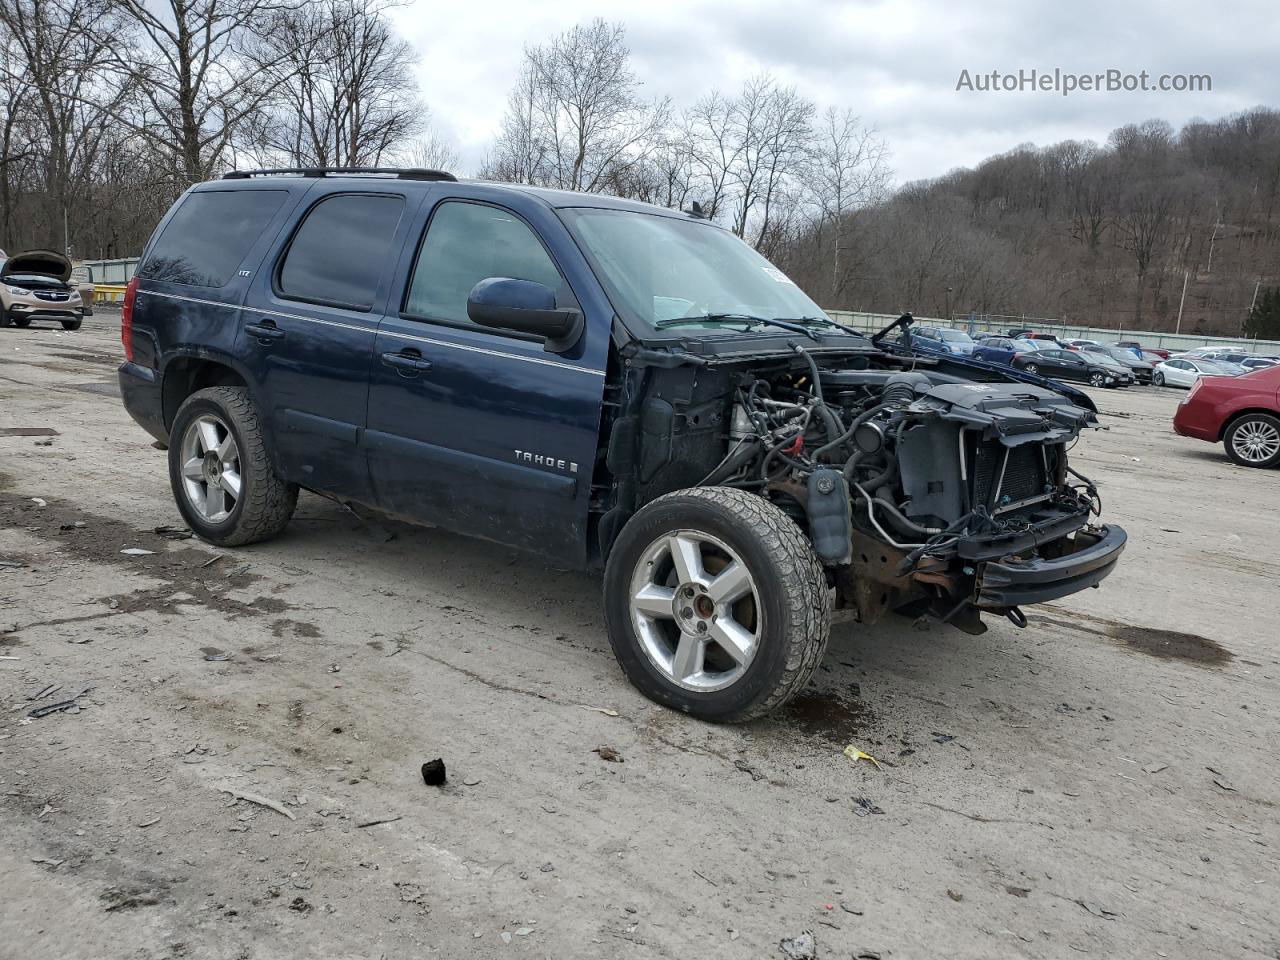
[380,349,433,376]
[245,320,286,343]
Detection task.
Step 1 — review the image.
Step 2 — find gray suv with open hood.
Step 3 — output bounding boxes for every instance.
[1,249,84,330]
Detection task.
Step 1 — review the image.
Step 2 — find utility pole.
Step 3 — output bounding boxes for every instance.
[945,286,953,325]
[1175,270,1189,334]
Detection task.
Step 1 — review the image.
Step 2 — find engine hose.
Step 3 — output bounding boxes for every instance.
[861,451,897,493]
[849,480,928,549]
[701,437,763,485]
[789,343,847,455]
[873,486,943,537]
[815,402,889,463]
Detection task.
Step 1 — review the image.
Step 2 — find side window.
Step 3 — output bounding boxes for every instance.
[404,201,565,327]
[278,194,405,310]
[140,190,287,286]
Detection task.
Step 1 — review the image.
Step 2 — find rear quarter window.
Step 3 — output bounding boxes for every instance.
[277,194,405,310]
[139,190,288,286]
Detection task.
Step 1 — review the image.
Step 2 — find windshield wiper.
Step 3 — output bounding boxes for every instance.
[777,316,865,337]
[655,313,820,341]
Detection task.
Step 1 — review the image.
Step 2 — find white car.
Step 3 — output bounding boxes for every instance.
[1153,357,1245,388]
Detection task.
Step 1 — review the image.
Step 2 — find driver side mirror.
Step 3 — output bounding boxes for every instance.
[467,277,583,353]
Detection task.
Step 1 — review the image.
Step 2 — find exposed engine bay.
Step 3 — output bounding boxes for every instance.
[602,338,1127,634]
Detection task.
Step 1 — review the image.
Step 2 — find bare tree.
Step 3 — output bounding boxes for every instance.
[806,107,889,302]
[728,74,814,248]
[487,19,667,193]
[0,0,130,251]
[249,0,422,168]
[400,129,459,173]
[685,91,741,219]
[102,0,312,183]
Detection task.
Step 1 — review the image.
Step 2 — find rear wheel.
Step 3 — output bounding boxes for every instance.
[604,486,830,723]
[168,386,297,545]
[1224,413,1280,468]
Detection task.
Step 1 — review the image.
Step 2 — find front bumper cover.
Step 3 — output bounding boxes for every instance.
[976,524,1127,607]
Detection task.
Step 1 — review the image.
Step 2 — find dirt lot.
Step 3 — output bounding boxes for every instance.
[1,311,1277,960]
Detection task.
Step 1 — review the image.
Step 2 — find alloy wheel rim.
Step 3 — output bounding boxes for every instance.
[180,414,242,522]
[1233,420,1280,463]
[629,530,761,692]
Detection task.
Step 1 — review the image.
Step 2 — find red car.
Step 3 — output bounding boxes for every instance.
[1117,340,1170,360]
[1173,365,1280,467]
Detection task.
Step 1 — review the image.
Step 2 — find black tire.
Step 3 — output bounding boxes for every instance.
[1153,371,1165,387]
[603,486,830,723]
[1023,362,1038,375]
[1089,371,1107,387]
[12,316,31,328]
[167,386,297,546]
[61,318,81,331]
[1223,413,1280,469]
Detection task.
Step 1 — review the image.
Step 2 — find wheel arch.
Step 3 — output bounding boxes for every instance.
[161,353,251,432]
[1219,407,1280,442]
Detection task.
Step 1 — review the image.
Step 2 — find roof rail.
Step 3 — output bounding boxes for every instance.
[221,167,457,182]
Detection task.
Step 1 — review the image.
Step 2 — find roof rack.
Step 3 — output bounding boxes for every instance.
[221,167,457,182]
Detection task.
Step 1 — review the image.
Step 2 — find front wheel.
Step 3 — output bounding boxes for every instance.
[11,316,31,328]
[603,487,830,723]
[1089,371,1107,387]
[1153,371,1165,387]
[61,318,81,331]
[168,386,298,546]
[1023,362,1039,375]
[1224,413,1280,468]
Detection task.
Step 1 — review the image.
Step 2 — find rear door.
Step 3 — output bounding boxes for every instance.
[364,191,608,565]
[240,184,424,500]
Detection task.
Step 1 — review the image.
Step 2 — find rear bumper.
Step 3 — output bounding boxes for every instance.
[976,524,1127,607]
[118,361,168,443]
[1172,403,1217,442]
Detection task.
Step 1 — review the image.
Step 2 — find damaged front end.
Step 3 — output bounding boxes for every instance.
[602,329,1126,635]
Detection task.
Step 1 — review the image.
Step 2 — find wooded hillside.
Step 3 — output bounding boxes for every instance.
[780,110,1280,335]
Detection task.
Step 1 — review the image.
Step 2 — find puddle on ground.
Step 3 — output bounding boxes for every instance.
[779,690,874,744]
[68,381,121,398]
[49,351,119,367]
[0,427,59,437]
[1029,612,1232,667]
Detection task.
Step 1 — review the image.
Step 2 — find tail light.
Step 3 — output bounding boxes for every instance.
[121,276,139,362]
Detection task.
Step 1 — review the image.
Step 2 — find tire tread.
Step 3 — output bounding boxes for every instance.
[607,486,830,722]
[173,386,296,546]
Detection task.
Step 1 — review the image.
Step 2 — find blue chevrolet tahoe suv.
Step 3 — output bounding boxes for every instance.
[119,167,1126,722]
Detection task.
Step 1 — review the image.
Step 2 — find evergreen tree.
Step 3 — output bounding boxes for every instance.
[1244,287,1280,340]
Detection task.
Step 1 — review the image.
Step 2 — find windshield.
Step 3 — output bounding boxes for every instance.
[1196,360,1240,374]
[561,208,833,335]
[938,329,973,343]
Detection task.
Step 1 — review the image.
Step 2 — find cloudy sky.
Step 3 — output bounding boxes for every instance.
[390,0,1278,185]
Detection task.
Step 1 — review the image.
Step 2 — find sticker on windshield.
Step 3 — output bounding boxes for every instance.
[761,266,795,284]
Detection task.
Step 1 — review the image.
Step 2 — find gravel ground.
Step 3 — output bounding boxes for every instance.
[1,312,1277,960]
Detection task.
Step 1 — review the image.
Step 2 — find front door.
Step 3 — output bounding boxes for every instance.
[240,186,422,500]
[364,196,607,565]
